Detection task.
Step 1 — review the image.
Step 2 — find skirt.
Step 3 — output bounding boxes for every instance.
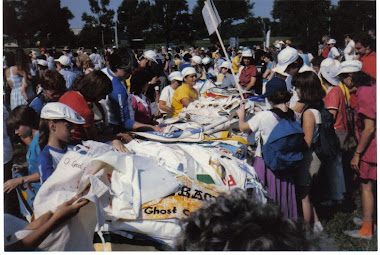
[253,157,297,220]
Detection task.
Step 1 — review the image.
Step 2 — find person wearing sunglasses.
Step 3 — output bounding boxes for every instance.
[159,71,183,118]
[172,67,199,117]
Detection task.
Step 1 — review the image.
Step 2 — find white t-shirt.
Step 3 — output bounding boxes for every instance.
[247,111,280,157]
[159,85,175,113]
[330,47,340,58]
[344,40,355,61]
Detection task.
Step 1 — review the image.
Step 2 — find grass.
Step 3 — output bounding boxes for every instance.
[11,144,377,251]
[318,189,378,251]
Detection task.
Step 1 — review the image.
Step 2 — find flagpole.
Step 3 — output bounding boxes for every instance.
[204,1,245,101]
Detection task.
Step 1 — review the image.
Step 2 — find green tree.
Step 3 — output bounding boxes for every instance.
[4,0,74,47]
[80,0,115,47]
[117,0,154,40]
[331,0,376,46]
[150,0,191,47]
[272,0,330,52]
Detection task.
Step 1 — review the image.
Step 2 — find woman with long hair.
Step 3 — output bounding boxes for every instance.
[5,48,35,109]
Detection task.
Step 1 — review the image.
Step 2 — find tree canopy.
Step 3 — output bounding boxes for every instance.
[4,0,74,47]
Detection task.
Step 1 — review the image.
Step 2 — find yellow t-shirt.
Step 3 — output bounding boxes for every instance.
[172,84,199,117]
[232,56,241,74]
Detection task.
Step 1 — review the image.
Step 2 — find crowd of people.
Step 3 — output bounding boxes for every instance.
[2,29,376,250]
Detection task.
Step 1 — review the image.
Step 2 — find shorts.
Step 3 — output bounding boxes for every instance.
[359,160,377,181]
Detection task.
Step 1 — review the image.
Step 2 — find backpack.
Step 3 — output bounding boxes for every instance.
[303,104,340,161]
[262,111,306,172]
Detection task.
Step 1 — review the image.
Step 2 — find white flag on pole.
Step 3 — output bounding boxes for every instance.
[266,30,271,50]
[202,0,221,35]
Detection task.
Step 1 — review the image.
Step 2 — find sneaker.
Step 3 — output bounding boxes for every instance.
[353,217,363,227]
[353,217,377,231]
[344,229,372,240]
[313,221,324,233]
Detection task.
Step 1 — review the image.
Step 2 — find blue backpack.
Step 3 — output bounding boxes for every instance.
[262,111,306,172]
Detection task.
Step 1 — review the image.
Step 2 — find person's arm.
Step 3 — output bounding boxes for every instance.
[159,100,174,114]
[350,117,376,172]
[302,110,316,148]
[244,77,257,91]
[83,126,129,152]
[16,66,29,100]
[6,196,89,251]
[180,97,191,108]
[4,172,40,194]
[236,104,251,131]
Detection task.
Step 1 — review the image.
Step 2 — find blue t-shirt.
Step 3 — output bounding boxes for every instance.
[104,67,135,131]
[27,133,41,192]
[59,69,78,90]
[38,145,70,184]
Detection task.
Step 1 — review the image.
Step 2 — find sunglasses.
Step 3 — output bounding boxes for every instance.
[340,73,353,78]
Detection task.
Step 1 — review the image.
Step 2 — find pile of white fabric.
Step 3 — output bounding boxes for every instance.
[32,140,266,251]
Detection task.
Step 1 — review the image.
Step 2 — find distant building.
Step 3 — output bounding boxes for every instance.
[71,28,82,36]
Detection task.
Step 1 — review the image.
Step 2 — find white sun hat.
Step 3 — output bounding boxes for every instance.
[142,50,158,64]
[335,60,362,76]
[327,38,336,45]
[41,102,85,124]
[191,55,202,65]
[219,61,231,70]
[202,57,211,65]
[272,47,299,76]
[181,67,197,78]
[320,58,340,86]
[241,49,253,57]
[54,55,71,67]
[37,59,48,67]
[168,71,183,81]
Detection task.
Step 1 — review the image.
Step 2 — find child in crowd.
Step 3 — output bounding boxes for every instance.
[38,102,85,184]
[5,106,42,196]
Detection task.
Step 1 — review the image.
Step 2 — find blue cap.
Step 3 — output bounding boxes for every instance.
[261,77,287,98]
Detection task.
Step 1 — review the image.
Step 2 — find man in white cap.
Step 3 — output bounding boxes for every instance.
[327,39,341,60]
[272,47,304,109]
[54,55,77,90]
[159,71,182,117]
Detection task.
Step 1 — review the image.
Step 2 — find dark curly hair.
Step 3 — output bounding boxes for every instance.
[14,48,30,73]
[292,71,325,105]
[352,71,376,88]
[40,70,67,95]
[130,69,151,95]
[268,90,292,105]
[7,105,39,131]
[175,189,312,251]
[72,70,113,102]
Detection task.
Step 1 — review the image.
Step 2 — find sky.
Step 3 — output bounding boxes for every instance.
[61,0,274,29]
[62,0,339,29]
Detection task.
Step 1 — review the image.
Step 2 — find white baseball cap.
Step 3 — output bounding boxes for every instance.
[181,67,197,78]
[191,56,202,65]
[37,59,48,67]
[143,50,158,64]
[242,50,253,57]
[41,102,85,124]
[220,61,231,70]
[202,57,211,65]
[320,58,340,86]
[168,71,183,81]
[335,60,362,76]
[327,39,336,45]
[272,47,299,76]
[54,55,71,66]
